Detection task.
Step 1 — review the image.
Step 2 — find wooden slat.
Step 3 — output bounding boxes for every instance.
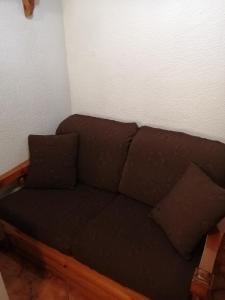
[191,217,225,300]
[199,230,223,273]
[200,218,225,274]
[0,161,29,188]
[0,220,149,300]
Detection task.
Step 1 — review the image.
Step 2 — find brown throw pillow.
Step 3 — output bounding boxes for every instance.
[26,134,78,189]
[151,163,225,258]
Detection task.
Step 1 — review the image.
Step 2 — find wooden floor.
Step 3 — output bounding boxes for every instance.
[1,240,224,300]
[0,250,94,300]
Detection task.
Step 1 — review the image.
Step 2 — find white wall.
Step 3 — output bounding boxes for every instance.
[0,0,71,173]
[63,0,225,142]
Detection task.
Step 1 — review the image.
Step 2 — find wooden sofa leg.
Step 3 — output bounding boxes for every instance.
[191,267,213,300]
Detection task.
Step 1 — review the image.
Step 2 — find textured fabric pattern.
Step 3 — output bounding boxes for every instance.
[26,134,78,189]
[71,195,202,300]
[151,163,225,258]
[0,184,115,254]
[56,114,138,192]
[119,126,225,206]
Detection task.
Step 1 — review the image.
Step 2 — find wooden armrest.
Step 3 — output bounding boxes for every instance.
[0,160,29,188]
[191,218,225,300]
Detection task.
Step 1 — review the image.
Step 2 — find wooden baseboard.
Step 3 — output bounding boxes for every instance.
[0,220,149,300]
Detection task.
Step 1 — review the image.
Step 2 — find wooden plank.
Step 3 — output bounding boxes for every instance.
[199,230,223,273]
[0,273,9,300]
[0,220,149,300]
[0,161,29,188]
[191,217,225,300]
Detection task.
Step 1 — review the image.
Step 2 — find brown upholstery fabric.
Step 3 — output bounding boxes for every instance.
[119,126,225,206]
[151,163,225,258]
[56,114,138,192]
[71,195,203,300]
[0,184,115,254]
[26,134,78,189]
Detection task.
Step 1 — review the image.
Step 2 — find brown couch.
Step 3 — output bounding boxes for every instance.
[0,114,225,300]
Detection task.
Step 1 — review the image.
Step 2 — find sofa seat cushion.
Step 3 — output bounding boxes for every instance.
[71,195,203,300]
[0,184,115,254]
[56,114,138,192]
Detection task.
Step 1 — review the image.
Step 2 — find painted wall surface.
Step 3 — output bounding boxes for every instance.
[0,0,71,173]
[63,0,225,142]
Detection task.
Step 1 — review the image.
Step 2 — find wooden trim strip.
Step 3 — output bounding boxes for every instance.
[0,220,149,300]
[191,218,225,300]
[0,161,29,188]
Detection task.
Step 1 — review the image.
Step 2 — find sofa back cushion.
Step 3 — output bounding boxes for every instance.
[119,126,225,206]
[56,114,138,192]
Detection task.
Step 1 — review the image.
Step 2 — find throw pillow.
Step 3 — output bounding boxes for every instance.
[151,163,225,258]
[26,134,78,189]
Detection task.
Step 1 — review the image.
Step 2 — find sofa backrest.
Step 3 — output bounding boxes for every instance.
[119,126,225,206]
[56,114,138,192]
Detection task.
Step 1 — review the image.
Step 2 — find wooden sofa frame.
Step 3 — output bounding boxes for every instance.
[0,161,224,300]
